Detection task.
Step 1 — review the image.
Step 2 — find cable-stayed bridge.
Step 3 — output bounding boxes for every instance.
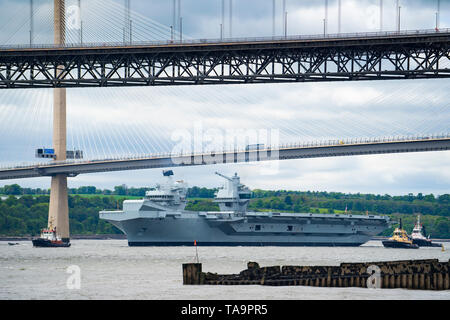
[0,0,449,243]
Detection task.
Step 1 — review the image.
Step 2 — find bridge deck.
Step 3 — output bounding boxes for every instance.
[1,137,449,180]
[1,28,449,54]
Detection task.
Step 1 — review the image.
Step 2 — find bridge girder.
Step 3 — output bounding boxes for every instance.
[0,31,449,88]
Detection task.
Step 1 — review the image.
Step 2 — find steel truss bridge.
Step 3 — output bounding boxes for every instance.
[0,29,449,89]
[1,136,449,180]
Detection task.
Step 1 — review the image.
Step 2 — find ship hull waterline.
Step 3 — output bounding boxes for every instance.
[382,240,419,249]
[102,213,389,247]
[32,238,71,247]
[412,238,442,247]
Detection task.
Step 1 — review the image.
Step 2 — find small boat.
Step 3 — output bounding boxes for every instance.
[382,219,419,249]
[32,227,70,248]
[8,242,19,246]
[411,215,442,247]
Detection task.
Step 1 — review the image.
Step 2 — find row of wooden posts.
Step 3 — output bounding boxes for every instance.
[183,259,450,290]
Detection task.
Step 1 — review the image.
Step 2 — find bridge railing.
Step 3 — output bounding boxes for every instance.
[1,134,449,171]
[1,28,449,51]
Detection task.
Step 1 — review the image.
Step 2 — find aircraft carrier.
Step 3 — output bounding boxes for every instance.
[99,171,390,246]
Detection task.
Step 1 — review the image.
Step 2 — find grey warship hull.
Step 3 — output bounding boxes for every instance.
[100,209,390,247]
[99,171,390,247]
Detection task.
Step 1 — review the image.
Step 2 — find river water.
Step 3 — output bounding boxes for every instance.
[1,240,449,300]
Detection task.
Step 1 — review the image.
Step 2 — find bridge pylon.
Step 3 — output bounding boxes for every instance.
[48,0,70,243]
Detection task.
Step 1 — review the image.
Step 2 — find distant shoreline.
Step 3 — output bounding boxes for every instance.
[0,234,127,241]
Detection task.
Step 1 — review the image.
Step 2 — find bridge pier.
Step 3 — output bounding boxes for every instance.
[47,0,70,243]
[48,174,69,242]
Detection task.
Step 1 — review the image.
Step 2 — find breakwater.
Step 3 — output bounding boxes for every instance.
[183,259,450,290]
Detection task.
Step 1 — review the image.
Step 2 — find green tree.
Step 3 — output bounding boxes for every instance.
[284,195,293,206]
[3,184,22,195]
[114,185,127,195]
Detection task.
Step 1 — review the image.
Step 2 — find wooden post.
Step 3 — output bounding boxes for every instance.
[383,275,389,289]
[343,277,348,287]
[401,274,407,288]
[426,275,431,290]
[390,275,395,288]
[183,263,202,285]
[419,274,425,289]
[444,273,450,290]
[437,273,444,290]
[407,274,413,289]
[395,275,401,288]
[433,273,438,290]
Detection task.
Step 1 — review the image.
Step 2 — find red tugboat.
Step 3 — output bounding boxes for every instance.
[32,226,70,247]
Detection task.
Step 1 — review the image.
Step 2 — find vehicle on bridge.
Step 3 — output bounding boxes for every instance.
[35,148,56,159]
[35,148,83,159]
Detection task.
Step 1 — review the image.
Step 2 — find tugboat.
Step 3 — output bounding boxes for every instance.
[32,226,71,248]
[411,215,441,247]
[382,219,419,249]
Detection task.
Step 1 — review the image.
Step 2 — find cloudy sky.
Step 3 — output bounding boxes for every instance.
[0,0,449,195]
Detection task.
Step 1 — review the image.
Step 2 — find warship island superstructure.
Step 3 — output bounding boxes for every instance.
[99,171,390,246]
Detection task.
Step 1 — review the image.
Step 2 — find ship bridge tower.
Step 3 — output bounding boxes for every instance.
[214,172,252,214]
[144,170,187,210]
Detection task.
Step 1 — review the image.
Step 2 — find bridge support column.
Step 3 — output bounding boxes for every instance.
[48,0,69,242]
[48,81,69,242]
[48,174,69,242]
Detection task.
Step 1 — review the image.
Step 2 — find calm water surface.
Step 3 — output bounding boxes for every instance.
[1,240,449,300]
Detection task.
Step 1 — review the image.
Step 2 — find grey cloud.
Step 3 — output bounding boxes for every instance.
[1,0,449,45]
